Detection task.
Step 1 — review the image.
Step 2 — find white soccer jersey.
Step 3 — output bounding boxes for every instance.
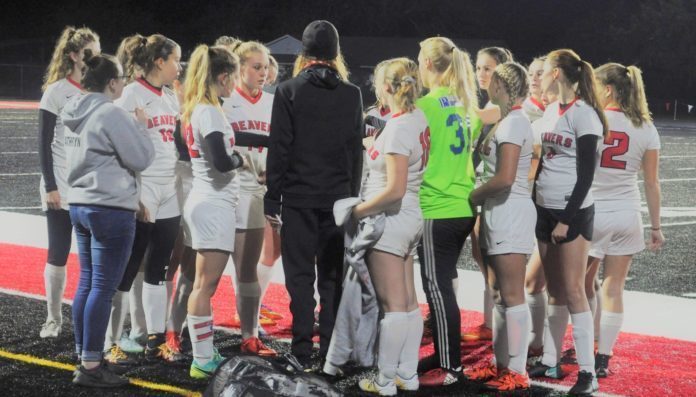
[115,78,179,179]
[221,88,273,192]
[535,99,603,209]
[365,105,392,137]
[184,104,239,197]
[362,109,429,210]
[479,107,534,199]
[522,96,546,123]
[592,109,660,212]
[39,77,83,174]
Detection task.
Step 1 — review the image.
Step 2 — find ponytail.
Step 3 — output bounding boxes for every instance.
[81,50,120,93]
[548,49,609,137]
[595,63,651,128]
[381,57,421,113]
[181,45,239,125]
[116,34,145,83]
[43,26,99,91]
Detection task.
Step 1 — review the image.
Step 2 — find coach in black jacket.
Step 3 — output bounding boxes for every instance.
[264,20,363,367]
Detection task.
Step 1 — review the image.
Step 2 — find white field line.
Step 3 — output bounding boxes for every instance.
[0,172,40,176]
[0,206,42,210]
[1,151,38,154]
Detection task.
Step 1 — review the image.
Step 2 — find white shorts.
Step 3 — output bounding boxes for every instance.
[235,189,266,230]
[40,166,69,211]
[589,210,645,259]
[175,161,194,246]
[480,197,536,255]
[140,176,180,221]
[372,206,423,257]
[183,193,236,252]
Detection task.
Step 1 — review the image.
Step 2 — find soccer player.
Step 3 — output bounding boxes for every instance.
[522,57,546,123]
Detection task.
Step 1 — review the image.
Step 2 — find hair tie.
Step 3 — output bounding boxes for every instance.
[401,76,416,85]
[140,36,148,46]
[449,46,456,53]
[67,29,77,41]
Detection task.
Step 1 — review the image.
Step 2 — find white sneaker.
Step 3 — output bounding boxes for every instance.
[359,377,397,396]
[395,373,419,391]
[40,320,61,338]
[118,335,144,354]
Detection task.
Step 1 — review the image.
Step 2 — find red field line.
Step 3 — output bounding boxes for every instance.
[0,100,39,109]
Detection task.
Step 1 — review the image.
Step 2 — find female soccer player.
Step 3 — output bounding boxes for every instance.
[585,63,664,377]
[527,49,608,396]
[522,57,546,123]
[467,62,535,392]
[38,26,100,339]
[415,36,482,387]
[355,58,427,396]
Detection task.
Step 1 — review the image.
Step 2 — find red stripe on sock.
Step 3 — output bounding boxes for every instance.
[193,320,212,330]
[198,331,213,340]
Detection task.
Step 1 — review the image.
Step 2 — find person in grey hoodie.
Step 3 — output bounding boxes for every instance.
[62,51,154,388]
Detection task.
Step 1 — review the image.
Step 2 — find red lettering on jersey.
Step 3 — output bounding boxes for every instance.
[555,135,562,145]
[261,122,269,132]
[564,138,573,148]
[419,127,431,171]
[147,119,154,129]
[183,124,200,158]
[367,146,380,160]
[238,121,247,131]
[231,121,240,132]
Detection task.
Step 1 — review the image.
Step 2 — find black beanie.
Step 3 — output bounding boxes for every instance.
[301,20,339,60]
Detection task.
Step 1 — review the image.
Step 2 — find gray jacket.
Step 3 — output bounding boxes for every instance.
[325,197,385,368]
[62,93,154,211]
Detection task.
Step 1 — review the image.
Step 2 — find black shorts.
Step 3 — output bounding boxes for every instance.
[535,204,594,244]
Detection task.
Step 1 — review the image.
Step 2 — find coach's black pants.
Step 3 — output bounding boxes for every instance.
[280,206,343,360]
[418,217,476,371]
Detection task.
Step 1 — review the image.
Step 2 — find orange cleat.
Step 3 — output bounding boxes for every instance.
[461,324,492,341]
[260,304,284,320]
[166,331,182,354]
[229,313,277,328]
[463,361,497,382]
[241,337,277,357]
[483,369,530,392]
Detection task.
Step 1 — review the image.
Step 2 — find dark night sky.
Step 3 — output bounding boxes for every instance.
[2,0,695,107]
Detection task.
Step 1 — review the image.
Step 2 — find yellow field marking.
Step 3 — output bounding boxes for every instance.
[0,348,202,397]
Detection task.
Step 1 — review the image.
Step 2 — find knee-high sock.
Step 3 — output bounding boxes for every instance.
[588,295,597,321]
[129,272,147,341]
[257,263,274,304]
[492,304,509,368]
[105,291,129,349]
[143,282,167,341]
[187,315,214,365]
[598,311,623,356]
[378,312,409,382]
[506,303,530,374]
[397,308,424,379]
[237,282,261,339]
[167,273,193,334]
[484,287,494,328]
[594,292,602,341]
[571,311,596,374]
[541,305,569,367]
[527,291,547,350]
[44,263,66,323]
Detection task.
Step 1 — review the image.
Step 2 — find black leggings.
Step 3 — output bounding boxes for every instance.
[118,216,181,291]
[46,209,72,266]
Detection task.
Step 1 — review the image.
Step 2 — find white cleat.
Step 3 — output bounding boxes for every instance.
[40,320,61,338]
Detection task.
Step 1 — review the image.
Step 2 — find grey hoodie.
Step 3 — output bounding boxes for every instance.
[62,93,154,211]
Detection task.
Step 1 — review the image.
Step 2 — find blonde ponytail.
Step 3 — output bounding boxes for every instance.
[43,26,99,91]
[380,57,421,113]
[596,63,651,128]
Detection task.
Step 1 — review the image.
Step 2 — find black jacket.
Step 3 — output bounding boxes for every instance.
[264,64,363,214]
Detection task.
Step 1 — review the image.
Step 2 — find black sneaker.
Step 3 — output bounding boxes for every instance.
[569,370,599,396]
[595,353,610,378]
[73,362,129,388]
[283,353,314,373]
[528,361,565,379]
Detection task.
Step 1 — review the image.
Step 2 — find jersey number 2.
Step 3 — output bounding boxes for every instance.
[600,131,629,170]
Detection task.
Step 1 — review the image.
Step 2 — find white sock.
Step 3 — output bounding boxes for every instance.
[165,280,174,323]
[143,282,167,335]
[598,311,623,355]
[571,311,596,375]
[378,312,409,381]
[237,282,261,339]
[452,278,459,299]
[541,305,569,367]
[44,263,66,323]
[187,314,214,365]
[492,304,509,368]
[594,292,602,341]
[483,288,493,328]
[105,291,129,348]
[129,272,147,341]
[256,263,274,303]
[167,273,193,334]
[506,303,530,374]
[527,291,547,350]
[588,295,597,320]
[397,308,423,380]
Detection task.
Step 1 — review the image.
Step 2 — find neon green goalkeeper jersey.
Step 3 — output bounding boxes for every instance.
[416,86,482,219]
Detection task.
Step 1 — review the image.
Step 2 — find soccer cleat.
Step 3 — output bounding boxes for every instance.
[146,342,187,364]
[73,362,129,388]
[358,377,397,396]
[463,361,497,382]
[394,373,419,391]
[483,369,530,392]
[418,367,460,387]
[229,313,277,327]
[189,351,225,379]
[39,320,61,338]
[461,324,493,341]
[241,337,277,357]
[569,370,599,395]
[104,344,137,366]
[527,346,544,366]
[166,331,183,355]
[118,336,145,354]
[260,304,284,320]
[528,361,565,379]
[595,353,611,378]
